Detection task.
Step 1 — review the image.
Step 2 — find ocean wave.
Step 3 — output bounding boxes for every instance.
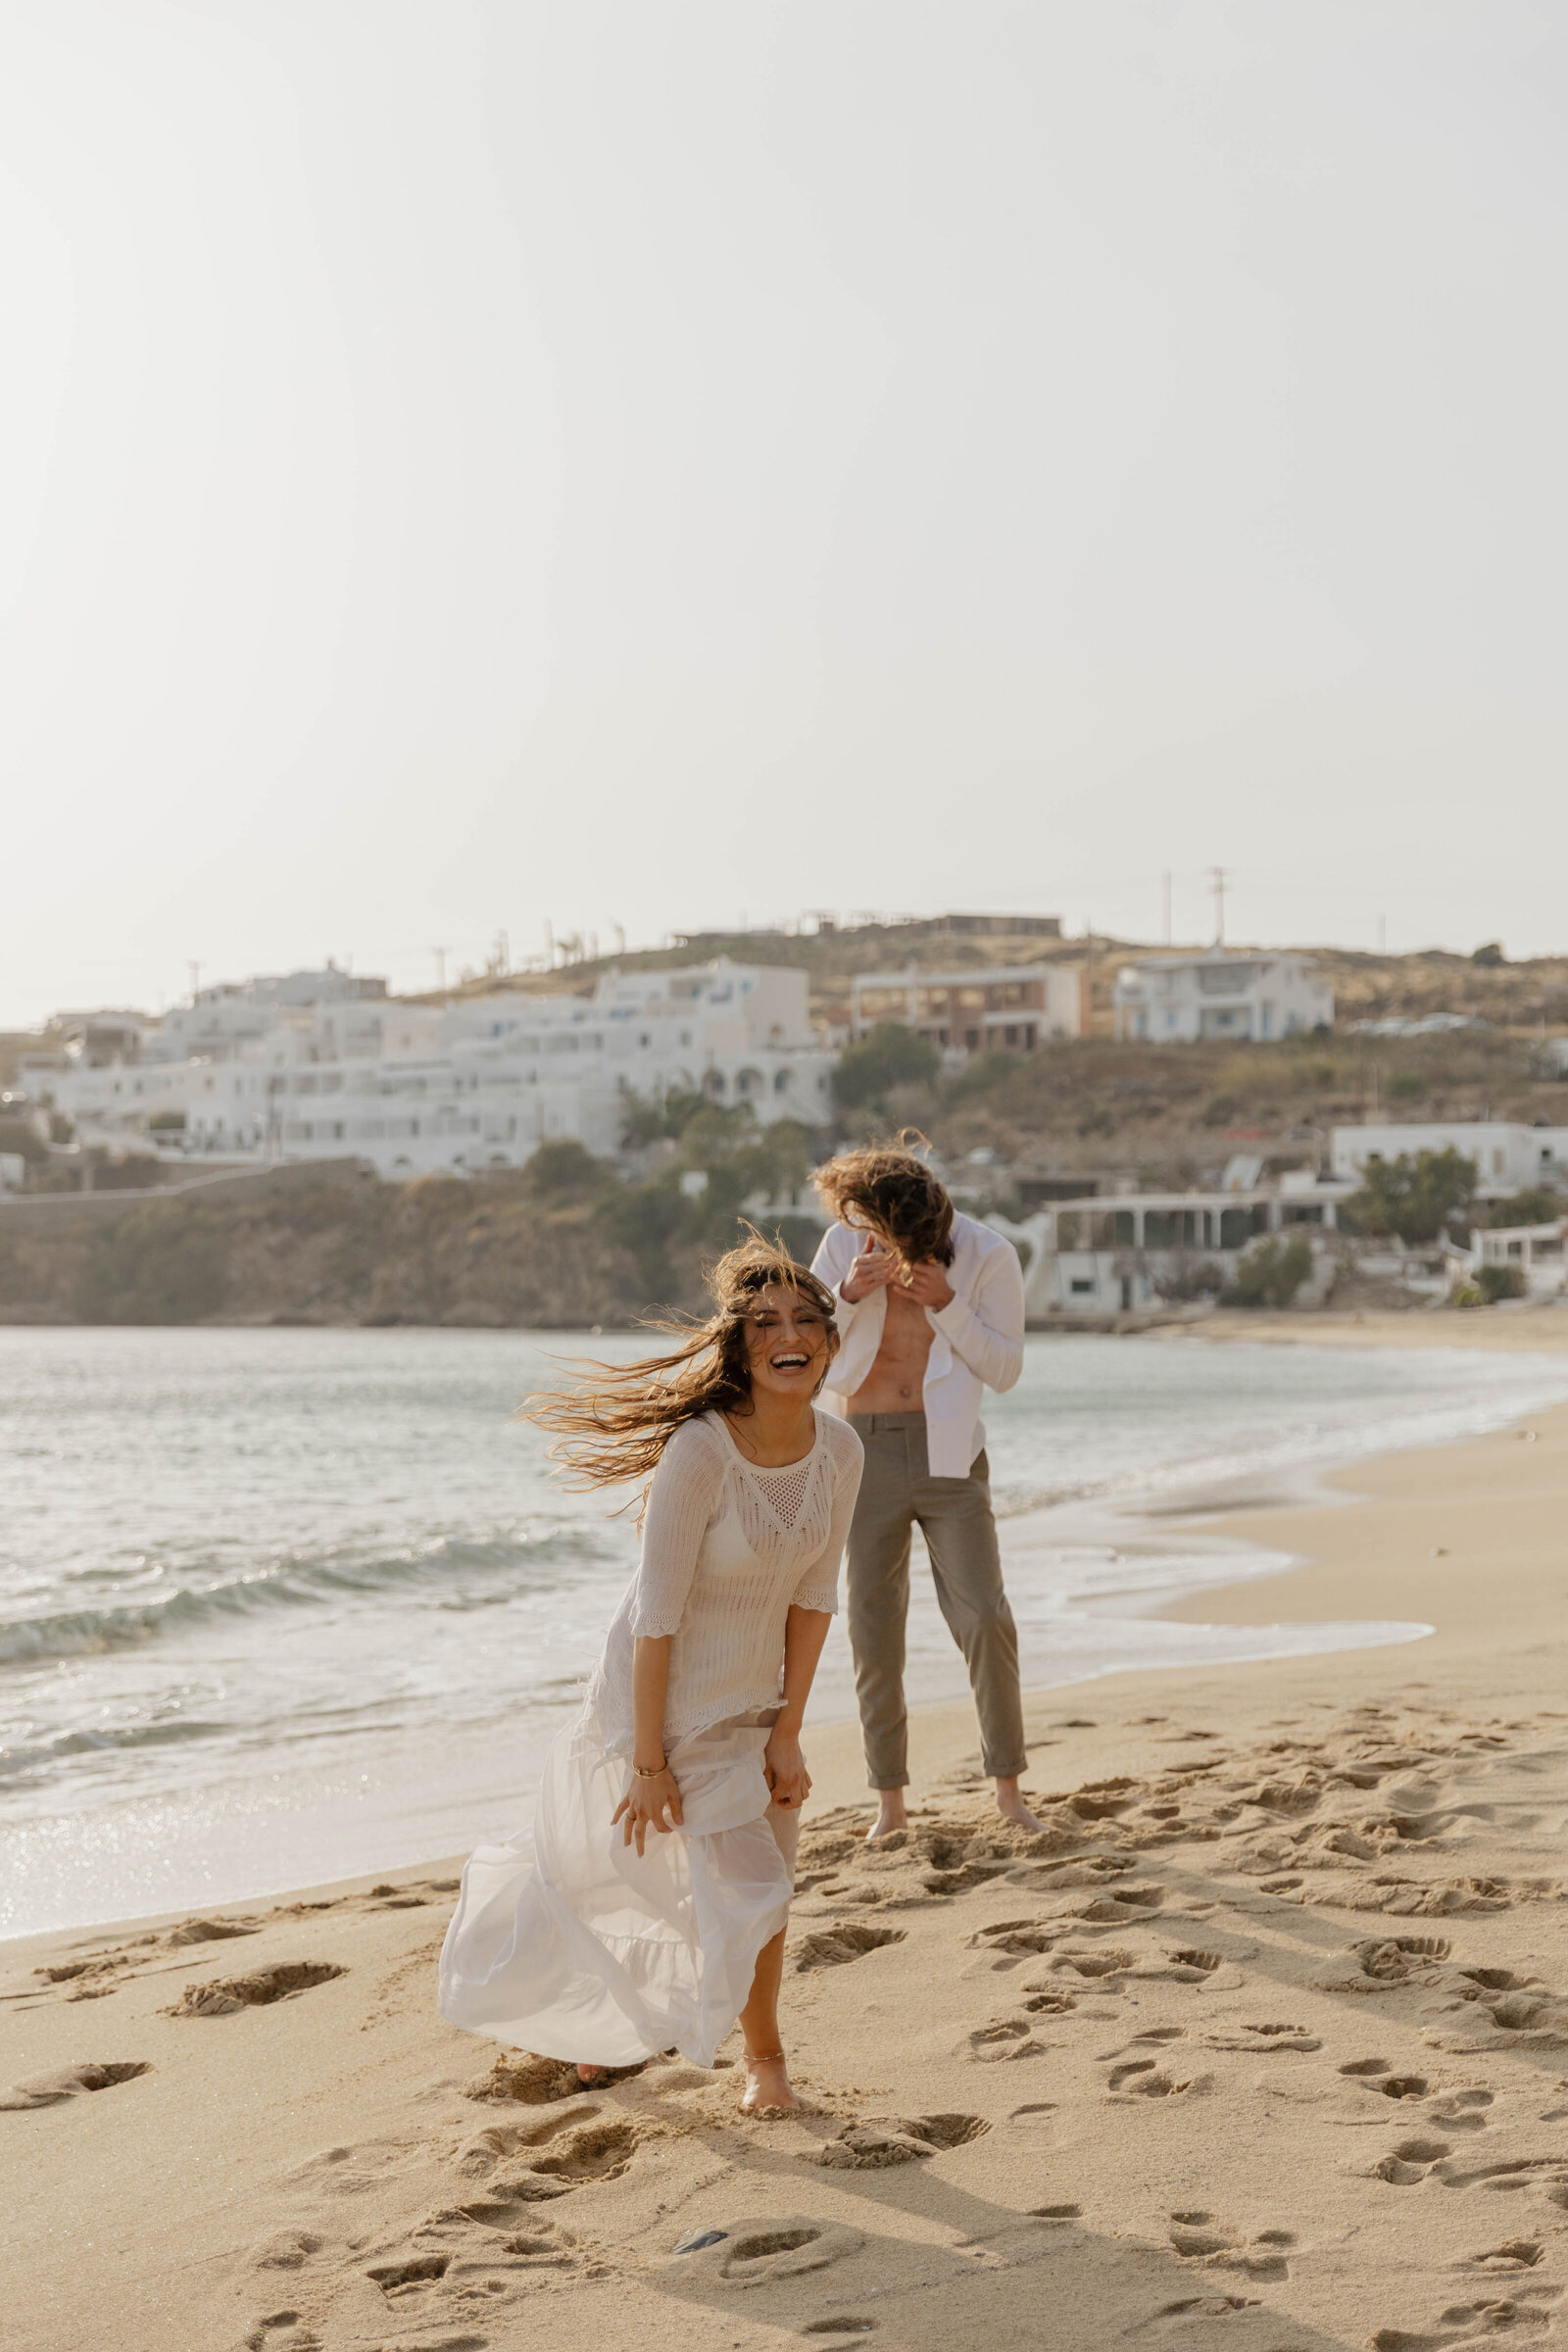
[0,1716,228,1781]
[0,1526,612,1666]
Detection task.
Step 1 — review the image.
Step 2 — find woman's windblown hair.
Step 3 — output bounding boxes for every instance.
[523,1233,839,1493]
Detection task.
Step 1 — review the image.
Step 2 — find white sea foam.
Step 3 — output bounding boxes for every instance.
[2,1323,1565,1937]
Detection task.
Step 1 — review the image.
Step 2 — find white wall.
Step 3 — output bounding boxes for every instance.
[1331,1123,1568,1193]
[1114,953,1333,1042]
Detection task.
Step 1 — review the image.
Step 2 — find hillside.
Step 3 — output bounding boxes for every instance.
[2,1017,1565,1327]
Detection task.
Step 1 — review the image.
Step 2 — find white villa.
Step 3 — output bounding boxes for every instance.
[849,962,1082,1053]
[1113,951,1333,1043]
[1330,1122,1568,1198]
[33,961,836,1180]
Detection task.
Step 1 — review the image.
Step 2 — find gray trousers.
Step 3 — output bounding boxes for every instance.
[846,1411,1027,1788]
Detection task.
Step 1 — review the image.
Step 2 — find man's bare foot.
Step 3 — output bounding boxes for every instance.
[995,1777,1044,1834]
[865,1791,907,1841]
[740,2051,798,2114]
[575,2062,606,2083]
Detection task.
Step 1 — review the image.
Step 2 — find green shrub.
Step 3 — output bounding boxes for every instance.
[832,1023,939,1111]
[1476,1263,1527,1303]
[1222,1232,1313,1310]
[1346,1148,1477,1246]
[1483,1188,1562,1229]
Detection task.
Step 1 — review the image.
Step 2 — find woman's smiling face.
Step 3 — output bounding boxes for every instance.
[741,1282,834,1400]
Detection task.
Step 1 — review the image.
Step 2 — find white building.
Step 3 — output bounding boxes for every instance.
[41,959,837,1180]
[1449,1218,1568,1300]
[1331,1123,1568,1198]
[991,1187,1329,1319]
[849,963,1083,1052]
[1113,951,1333,1043]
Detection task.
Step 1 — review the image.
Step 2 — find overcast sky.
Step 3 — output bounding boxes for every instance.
[3,1,1566,1025]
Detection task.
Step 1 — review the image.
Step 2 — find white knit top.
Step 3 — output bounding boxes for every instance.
[586,1409,864,1754]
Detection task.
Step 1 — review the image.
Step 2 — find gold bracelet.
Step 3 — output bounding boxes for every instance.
[630,1760,668,1779]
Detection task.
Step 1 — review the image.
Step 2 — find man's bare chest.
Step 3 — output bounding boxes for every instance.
[875,1287,935,1366]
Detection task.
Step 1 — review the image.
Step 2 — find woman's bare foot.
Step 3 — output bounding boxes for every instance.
[865,1790,907,1840]
[575,2062,606,2083]
[995,1776,1044,1834]
[741,2049,798,2113]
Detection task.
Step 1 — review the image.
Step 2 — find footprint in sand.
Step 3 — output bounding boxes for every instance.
[1372,2137,1453,2184]
[367,2206,598,2324]
[169,1916,262,1946]
[251,2229,326,2273]
[1202,2023,1321,2053]
[441,2115,638,2202]
[1316,1936,1452,1991]
[522,2116,638,2186]
[811,2112,990,2169]
[792,1923,906,1974]
[464,2050,645,2105]
[170,1962,346,2017]
[237,2315,321,2352]
[966,2018,1048,2063]
[1104,2059,1209,2099]
[1424,2088,1494,2132]
[1166,2213,1295,2282]
[670,2219,866,2286]
[1429,2154,1568,2202]
[455,2097,605,2177]
[0,2059,151,2109]
[1370,2284,1561,2347]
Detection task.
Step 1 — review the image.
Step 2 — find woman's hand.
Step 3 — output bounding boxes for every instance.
[763,1724,810,1812]
[612,1766,684,1855]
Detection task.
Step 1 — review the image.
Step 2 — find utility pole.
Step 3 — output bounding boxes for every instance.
[544,919,555,968]
[1162,871,1172,948]
[431,945,449,996]
[1377,914,1387,956]
[1206,866,1230,948]
[187,959,202,1004]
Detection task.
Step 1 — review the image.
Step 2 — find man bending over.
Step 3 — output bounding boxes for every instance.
[810,1142,1038,1839]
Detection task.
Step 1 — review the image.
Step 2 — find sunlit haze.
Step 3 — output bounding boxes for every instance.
[5,1,1567,1027]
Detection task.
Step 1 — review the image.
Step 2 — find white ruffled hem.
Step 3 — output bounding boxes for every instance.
[438,1707,798,2070]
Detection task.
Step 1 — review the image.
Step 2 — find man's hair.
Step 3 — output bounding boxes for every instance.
[811,1136,955,1267]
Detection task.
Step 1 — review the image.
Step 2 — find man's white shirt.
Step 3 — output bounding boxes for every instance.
[808,1211,1026,1477]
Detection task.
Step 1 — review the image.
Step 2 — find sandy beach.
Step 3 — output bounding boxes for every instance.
[8,1330,1568,2352]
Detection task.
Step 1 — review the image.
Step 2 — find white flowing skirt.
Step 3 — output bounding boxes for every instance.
[438,1706,800,2070]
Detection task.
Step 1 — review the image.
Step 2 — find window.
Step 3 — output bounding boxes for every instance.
[1069,1276,1096,1295]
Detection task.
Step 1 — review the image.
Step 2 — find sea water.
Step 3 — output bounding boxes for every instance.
[4,1325,1567,1938]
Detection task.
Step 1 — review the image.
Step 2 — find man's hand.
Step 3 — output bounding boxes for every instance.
[904,1258,956,1310]
[763,1725,811,1811]
[839,1236,902,1304]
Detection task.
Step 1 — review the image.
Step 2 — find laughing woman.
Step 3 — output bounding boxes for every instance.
[439,1239,862,2115]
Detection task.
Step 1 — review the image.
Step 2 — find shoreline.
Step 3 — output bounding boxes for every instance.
[9,1387,1564,1958]
[10,1330,1568,1952]
[9,1399,1568,2348]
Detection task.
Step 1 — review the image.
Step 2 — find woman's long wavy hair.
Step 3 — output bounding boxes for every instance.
[522,1232,840,1494]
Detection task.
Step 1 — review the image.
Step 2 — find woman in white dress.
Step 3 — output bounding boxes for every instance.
[439,1239,863,2116]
